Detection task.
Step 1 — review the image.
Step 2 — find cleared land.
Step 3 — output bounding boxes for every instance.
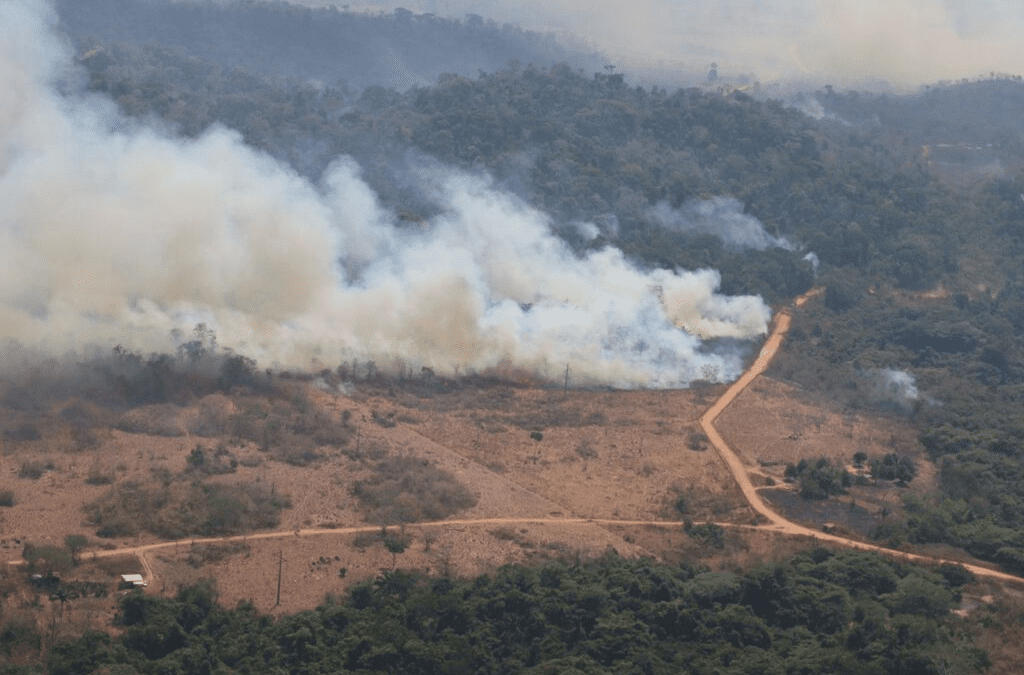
[1,294,1019,619]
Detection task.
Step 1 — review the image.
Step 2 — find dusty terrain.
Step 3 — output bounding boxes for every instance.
[716,375,937,530]
[0,292,1017,624]
[0,374,754,615]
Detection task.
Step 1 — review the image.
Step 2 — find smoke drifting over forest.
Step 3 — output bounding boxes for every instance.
[648,198,794,252]
[335,0,1024,87]
[0,0,771,388]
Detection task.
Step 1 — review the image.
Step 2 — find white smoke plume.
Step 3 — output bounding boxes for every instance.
[866,368,920,412]
[648,197,794,252]
[785,94,850,125]
[0,0,771,388]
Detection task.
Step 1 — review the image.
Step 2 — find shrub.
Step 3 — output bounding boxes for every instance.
[3,423,41,442]
[19,460,53,480]
[687,431,709,451]
[186,444,238,475]
[0,490,15,507]
[86,480,290,539]
[85,463,115,485]
[22,543,73,576]
[352,455,477,524]
[575,439,597,459]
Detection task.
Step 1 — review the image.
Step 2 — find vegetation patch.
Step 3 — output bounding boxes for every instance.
[785,457,852,500]
[18,460,54,480]
[85,480,290,539]
[352,455,477,524]
[44,549,981,675]
[185,541,251,568]
[185,444,238,475]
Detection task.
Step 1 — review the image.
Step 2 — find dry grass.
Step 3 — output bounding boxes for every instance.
[0,359,956,617]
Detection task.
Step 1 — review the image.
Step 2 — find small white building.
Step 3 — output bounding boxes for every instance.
[120,574,147,588]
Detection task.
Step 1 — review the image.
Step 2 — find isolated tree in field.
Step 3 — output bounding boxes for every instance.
[64,535,88,566]
[384,537,407,570]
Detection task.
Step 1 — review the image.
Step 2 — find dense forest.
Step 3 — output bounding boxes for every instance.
[35,551,984,674]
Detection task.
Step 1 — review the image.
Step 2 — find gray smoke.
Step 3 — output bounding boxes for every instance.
[322,0,1024,88]
[648,197,794,251]
[0,0,771,388]
[866,367,920,412]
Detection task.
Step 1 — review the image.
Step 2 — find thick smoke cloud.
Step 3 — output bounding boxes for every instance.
[0,0,770,388]
[648,198,794,252]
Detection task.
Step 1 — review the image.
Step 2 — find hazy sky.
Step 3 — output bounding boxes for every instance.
[314,0,1024,87]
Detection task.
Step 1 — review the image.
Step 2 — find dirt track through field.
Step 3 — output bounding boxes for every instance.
[23,287,1024,589]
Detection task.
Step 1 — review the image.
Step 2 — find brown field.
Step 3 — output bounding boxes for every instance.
[716,375,938,533]
[0,357,973,617]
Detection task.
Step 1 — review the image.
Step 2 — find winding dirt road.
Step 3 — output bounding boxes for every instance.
[700,289,1024,585]
[29,288,1024,589]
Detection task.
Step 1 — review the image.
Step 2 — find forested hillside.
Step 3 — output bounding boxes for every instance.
[57,0,603,91]
[58,1,1024,575]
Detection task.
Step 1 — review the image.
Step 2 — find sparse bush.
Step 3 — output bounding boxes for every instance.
[69,424,102,451]
[65,534,88,564]
[575,439,597,460]
[186,541,250,568]
[0,490,15,507]
[684,523,725,549]
[489,527,518,541]
[352,455,477,524]
[3,423,41,442]
[530,431,543,442]
[186,444,238,475]
[22,542,73,576]
[189,394,235,437]
[371,410,397,428]
[687,431,709,451]
[116,404,186,436]
[18,460,53,480]
[85,462,115,485]
[270,438,323,467]
[86,479,290,539]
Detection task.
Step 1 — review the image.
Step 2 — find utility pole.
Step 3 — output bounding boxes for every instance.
[275,550,283,607]
[564,364,569,395]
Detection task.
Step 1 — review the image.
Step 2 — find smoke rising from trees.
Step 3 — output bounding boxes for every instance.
[0,0,770,388]
[333,0,1024,87]
[648,197,794,252]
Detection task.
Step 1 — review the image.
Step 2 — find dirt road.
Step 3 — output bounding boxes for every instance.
[700,289,1024,585]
